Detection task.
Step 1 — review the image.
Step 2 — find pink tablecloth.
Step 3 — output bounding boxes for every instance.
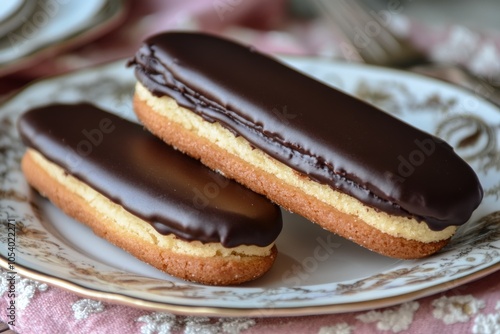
[1,1,500,333]
[1,268,499,334]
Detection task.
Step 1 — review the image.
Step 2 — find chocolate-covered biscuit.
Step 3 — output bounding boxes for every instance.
[18,103,282,285]
[129,32,483,259]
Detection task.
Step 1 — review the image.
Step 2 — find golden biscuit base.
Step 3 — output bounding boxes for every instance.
[134,83,454,259]
[22,149,277,285]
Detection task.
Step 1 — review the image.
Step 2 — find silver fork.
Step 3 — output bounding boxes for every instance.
[313,0,424,67]
[311,0,500,105]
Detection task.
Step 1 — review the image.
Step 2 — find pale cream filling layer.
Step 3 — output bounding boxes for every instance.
[29,149,273,258]
[136,82,456,243]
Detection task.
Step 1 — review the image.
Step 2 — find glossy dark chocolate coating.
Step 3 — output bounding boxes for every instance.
[18,103,282,247]
[129,32,483,230]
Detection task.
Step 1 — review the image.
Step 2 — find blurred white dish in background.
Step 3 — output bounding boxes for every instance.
[0,0,125,75]
[0,0,24,22]
[0,0,37,39]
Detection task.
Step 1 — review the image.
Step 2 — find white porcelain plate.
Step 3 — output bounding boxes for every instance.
[0,0,37,39]
[0,0,25,23]
[0,0,125,75]
[0,57,499,317]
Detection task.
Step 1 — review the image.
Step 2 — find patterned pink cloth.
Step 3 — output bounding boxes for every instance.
[1,1,500,333]
[1,269,500,333]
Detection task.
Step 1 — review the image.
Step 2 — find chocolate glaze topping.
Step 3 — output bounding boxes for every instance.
[129,32,483,230]
[18,103,282,247]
